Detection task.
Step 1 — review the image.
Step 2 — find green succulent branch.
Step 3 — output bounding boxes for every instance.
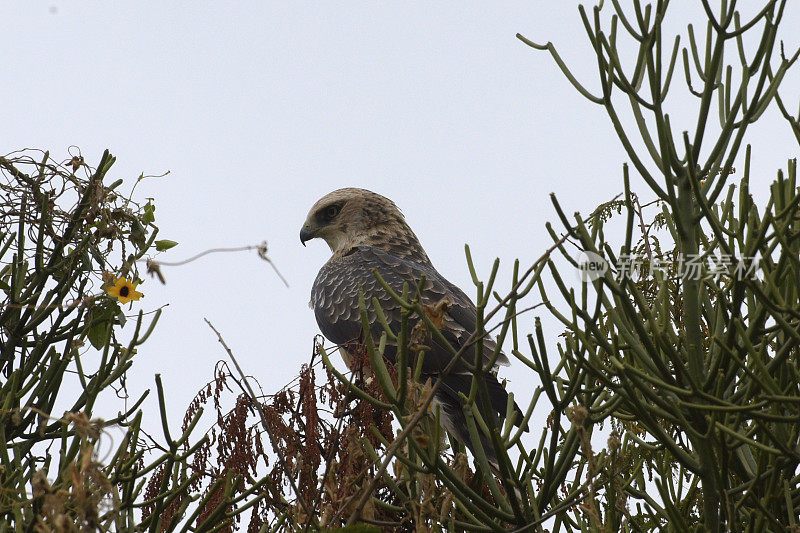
[307,1,800,531]
[511,1,800,530]
[0,150,268,531]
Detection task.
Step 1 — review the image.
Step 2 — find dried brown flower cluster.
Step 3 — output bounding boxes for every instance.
[135,335,501,531]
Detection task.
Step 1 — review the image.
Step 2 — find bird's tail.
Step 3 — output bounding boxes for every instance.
[484,373,529,432]
[435,392,530,510]
[433,391,525,470]
[443,372,529,432]
[433,392,502,467]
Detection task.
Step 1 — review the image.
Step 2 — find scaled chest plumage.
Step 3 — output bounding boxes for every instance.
[310,246,435,347]
[310,245,509,372]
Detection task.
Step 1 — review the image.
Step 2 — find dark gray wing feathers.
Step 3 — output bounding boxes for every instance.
[311,246,526,461]
[312,247,508,367]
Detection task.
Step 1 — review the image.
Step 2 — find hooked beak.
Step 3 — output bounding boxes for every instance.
[299,225,315,246]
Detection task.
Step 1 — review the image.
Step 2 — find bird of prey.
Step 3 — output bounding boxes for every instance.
[301,188,526,465]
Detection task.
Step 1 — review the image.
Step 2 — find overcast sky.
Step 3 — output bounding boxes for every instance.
[4,2,800,452]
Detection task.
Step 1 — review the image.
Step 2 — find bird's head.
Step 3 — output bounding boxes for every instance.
[300,188,429,261]
[300,188,401,253]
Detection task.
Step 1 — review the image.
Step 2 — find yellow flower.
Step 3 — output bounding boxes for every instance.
[106,277,143,304]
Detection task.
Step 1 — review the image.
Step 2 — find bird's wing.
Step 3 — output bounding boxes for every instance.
[311,246,508,373]
[311,246,525,432]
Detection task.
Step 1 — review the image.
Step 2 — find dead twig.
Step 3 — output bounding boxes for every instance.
[145,241,289,287]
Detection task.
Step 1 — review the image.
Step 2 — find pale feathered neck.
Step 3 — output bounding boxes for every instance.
[328,223,432,265]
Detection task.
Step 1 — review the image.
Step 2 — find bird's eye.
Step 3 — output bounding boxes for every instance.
[323,204,341,221]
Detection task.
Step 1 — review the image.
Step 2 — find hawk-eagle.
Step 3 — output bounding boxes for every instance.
[301,188,526,465]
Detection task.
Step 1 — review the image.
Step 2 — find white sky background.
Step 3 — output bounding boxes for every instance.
[4,1,800,469]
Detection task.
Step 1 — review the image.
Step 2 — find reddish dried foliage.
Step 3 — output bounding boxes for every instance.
[140,466,164,525]
[142,343,455,529]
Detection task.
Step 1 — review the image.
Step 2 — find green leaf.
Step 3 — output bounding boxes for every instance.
[116,306,127,328]
[87,321,111,350]
[130,219,146,249]
[155,239,179,251]
[84,300,120,349]
[90,244,106,267]
[142,201,156,225]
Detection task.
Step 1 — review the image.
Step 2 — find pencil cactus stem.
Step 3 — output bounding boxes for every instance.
[371,297,397,342]
[464,244,480,286]
[370,268,412,308]
[370,331,398,404]
[462,407,510,513]
[155,374,174,450]
[397,305,410,409]
[319,344,393,409]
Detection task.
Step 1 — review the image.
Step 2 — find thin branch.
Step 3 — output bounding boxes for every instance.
[144,241,289,287]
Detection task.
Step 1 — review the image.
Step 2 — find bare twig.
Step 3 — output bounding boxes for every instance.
[145,241,289,287]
